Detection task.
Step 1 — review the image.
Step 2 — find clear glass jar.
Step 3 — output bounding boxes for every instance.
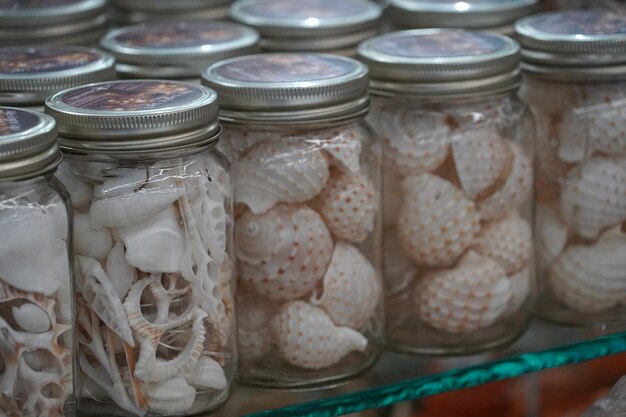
[229,0,382,55]
[0,107,74,416]
[359,30,535,354]
[109,0,232,25]
[516,10,626,327]
[45,80,235,416]
[203,53,384,387]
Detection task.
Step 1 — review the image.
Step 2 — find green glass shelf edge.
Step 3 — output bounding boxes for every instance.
[245,332,626,417]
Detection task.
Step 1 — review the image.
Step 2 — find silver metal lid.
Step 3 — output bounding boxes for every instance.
[357,29,521,96]
[0,46,116,106]
[101,21,260,79]
[109,6,230,25]
[202,53,369,122]
[0,0,106,27]
[0,106,60,180]
[111,0,231,12]
[388,0,538,30]
[45,80,221,152]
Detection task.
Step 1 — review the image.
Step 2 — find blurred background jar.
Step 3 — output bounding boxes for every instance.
[100,21,259,83]
[202,53,384,387]
[229,0,382,55]
[109,0,233,26]
[0,45,115,111]
[359,29,535,354]
[516,10,626,328]
[45,80,235,417]
[0,107,74,417]
[386,0,539,36]
[0,0,108,47]
[544,0,625,10]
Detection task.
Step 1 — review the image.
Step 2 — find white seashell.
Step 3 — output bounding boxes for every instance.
[480,143,532,222]
[145,376,196,415]
[56,163,93,210]
[234,140,330,214]
[12,302,52,333]
[221,128,269,155]
[549,226,626,313]
[237,294,274,361]
[535,204,569,269]
[560,156,626,239]
[46,202,69,241]
[270,301,368,370]
[382,157,404,227]
[105,241,136,300]
[312,171,378,243]
[191,178,227,264]
[184,357,227,390]
[117,206,186,274]
[398,173,481,267]
[93,168,148,199]
[505,267,531,316]
[235,204,333,301]
[383,231,419,294]
[74,213,113,261]
[311,242,381,329]
[415,251,512,334]
[145,159,185,191]
[293,126,363,173]
[471,212,532,274]
[451,130,513,200]
[557,123,588,163]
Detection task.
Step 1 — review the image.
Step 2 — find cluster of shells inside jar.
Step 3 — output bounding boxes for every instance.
[0,192,72,417]
[524,79,626,316]
[225,124,383,375]
[374,102,534,337]
[58,154,233,416]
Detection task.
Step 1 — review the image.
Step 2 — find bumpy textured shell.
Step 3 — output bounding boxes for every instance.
[560,156,626,239]
[480,143,533,222]
[549,226,626,313]
[535,204,569,269]
[237,294,274,361]
[270,301,367,370]
[398,173,481,267]
[451,130,513,200]
[505,267,531,316]
[471,212,532,274]
[415,251,512,334]
[311,242,381,329]
[234,140,330,214]
[235,204,333,301]
[313,171,378,243]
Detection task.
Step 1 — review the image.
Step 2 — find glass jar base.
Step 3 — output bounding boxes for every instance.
[537,295,626,330]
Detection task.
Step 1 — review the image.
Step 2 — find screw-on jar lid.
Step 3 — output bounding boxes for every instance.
[101,21,260,79]
[388,0,538,31]
[357,29,520,97]
[0,107,60,180]
[0,0,106,26]
[202,53,369,122]
[45,80,220,152]
[0,46,116,106]
[111,0,232,12]
[515,10,626,79]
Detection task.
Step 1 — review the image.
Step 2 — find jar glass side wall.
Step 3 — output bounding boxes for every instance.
[223,119,384,388]
[369,92,535,354]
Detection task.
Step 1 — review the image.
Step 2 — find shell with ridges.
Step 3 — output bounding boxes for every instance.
[191,177,228,264]
[237,294,274,361]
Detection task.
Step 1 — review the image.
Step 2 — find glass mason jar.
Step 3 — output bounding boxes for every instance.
[45,80,235,416]
[229,0,382,56]
[202,53,384,387]
[100,21,259,83]
[0,107,74,416]
[516,10,626,327]
[0,45,115,112]
[358,30,535,354]
[109,0,232,25]
[386,0,539,35]
[0,0,108,47]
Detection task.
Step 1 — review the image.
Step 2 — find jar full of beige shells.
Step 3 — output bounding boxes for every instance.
[202,53,384,387]
[358,29,535,354]
[516,10,626,327]
[45,80,235,416]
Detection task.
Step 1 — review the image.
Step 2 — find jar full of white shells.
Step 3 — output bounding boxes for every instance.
[202,53,384,387]
[358,29,535,354]
[0,107,74,417]
[45,80,235,416]
[516,10,626,327]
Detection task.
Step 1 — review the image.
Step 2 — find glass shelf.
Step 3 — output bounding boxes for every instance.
[212,323,626,417]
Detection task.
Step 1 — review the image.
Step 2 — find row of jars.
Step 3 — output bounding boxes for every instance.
[1,7,625,417]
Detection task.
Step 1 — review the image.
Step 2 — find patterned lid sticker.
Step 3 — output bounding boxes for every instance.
[0,108,41,136]
[0,47,101,74]
[0,0,83,9]
[241,0,368,19]
[528,10,626,36]
[115,22,247,48]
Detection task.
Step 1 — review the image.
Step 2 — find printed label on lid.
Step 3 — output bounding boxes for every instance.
[0,47,102,74]
[0,108,41,136]
[114,22,248,48]
[527,10,626,36]
[0,0,84,9]
[239,0,369,19]
[59,81,204,112]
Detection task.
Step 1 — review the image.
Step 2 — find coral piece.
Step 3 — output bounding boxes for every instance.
[191,176,228,264]
[144,376,196,415]
[74,213,113,261]
[237,294,274,361]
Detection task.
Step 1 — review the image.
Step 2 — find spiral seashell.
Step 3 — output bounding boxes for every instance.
[415,251,512,334]
[235,204,333,301]
[398,173,481,267]
[145,376,196,415]
[234,140,330,214]
[471,212,532,274]
[479,143,532,222]
[312,171,378,243]
[535,204,569,269]
[270,301,368,370]
[311,242,381,329]
[560,156,626,239]
[505,267,531,316]
[549,226,626,313]
[382,157,404,227]
[451,130,514,200]
[237,294,274,361]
